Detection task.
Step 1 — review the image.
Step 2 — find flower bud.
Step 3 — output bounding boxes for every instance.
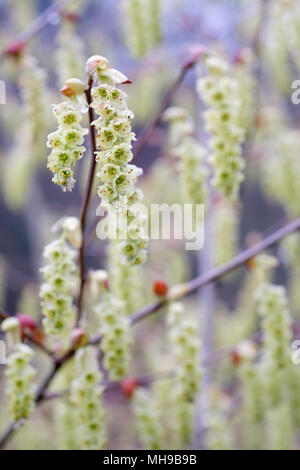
[86,55,110,75]
[70,328,88,349]
[121,377,140,398]
[61,78,85,98]
[153,279,169,297]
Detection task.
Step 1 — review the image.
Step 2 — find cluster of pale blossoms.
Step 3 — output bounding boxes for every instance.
[132,387,163,450]
[40,217,80,340]
[167,302,201,443]
[88,55,148,266]
[197,55,245,199]
[91,270,131,380]
[163,107,207,206]
[213,199,239,266]
[70,347,105,450]
[1,318,36,421]
[123,0,161,58]
[47,79,88,191]
[256,283,292,402]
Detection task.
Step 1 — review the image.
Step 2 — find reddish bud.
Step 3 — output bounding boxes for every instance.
[61,10,81,23]
[5,40,26,58]
[70,328,87,348]
[231,340,257,366]
[121,378,140,399]
[231,349,242,366]
[16,314,37,331]
[184,44,208,69]
[246,258,256,271]
[16,314,37,341]
[32,327,44,344]
[153,279,169,297]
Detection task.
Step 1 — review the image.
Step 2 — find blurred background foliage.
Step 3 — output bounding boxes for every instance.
[1,0,300,450]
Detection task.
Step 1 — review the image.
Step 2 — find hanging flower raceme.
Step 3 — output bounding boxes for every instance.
[55,360,78,450]
[213,199,239,267]
[256,283,292,404]
[256,279,300,445]
[88,55,148,266]
[3,52,50,211]
[233,49,256,133]
[55,0,85,85]
[70,346,105,450]
[239,362,265,449]
[108,241,143,315]
[123,0,161,58]
[166,302,201,443]
[163,107,207,206]
[261,129,300,218]
[132,387,162,450]
[40,217,80,340]
[19,53,49,154]
[196,55,246,199]
[167,302,201,402]
[91,269,132,380]
[47,79,88,191]
[280,233,300,316]
[263,1,300,93]
[1,318,36,422]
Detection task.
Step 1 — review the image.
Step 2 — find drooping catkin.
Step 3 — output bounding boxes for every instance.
[280,233,300,315]
[10,0,37,30]
[239,362,265,449]
[163,107,207,206]
[93,270,131,380]
[197,55,245,199]
[205,404,233,450]
[123,0,162,58]
[266,404,293,450]
[167,302,201,444]
[261,130,300,217]
[47,81,88,191]
[1,318,36,422]
[256,283,292,391]
[255,276,299,448]
[40,218,80,341]
[88,55,148,266]
[167,302,201,402]
[263,1,291,93]
[17,283,39,320]
[3,53,49,211]
[264,0,300,93]
[70,346,106,450]
[55,1,85,86]
[55,360,78,450]
[213,199,239,267]
[233,49,256,132]
[108,241,144,315]
[132,387,162,450]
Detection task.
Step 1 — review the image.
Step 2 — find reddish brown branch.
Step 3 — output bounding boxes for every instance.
[132,60,196,162]
[0,309,53,357]
[76,77,98,323]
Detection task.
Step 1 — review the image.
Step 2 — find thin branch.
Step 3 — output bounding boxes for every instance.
[0,216,299,449]
[0,309,8,322]
[76,77,98,323]
[129,217,300,325]
[0,309,53,357]
[132,60,197,161]
[0,0,74,62]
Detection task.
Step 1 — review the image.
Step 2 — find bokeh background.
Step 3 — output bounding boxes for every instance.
[0,0,300,450]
